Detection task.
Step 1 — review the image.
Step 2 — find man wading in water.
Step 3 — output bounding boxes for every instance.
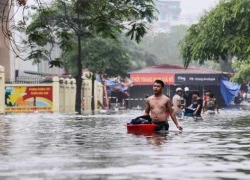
[143,80,183,131]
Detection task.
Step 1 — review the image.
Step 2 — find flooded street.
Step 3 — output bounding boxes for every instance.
[1,109,250,180]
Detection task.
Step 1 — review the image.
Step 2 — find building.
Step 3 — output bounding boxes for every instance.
[154,0,181,32]
[128,64,228,109]
[0,0,16,81]
[0,1,64,82]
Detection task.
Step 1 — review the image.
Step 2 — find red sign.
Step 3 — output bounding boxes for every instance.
[130,73,174,85]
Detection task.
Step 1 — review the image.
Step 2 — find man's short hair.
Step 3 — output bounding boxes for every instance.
[154,80,164,88]
[209,93,214,98]
[193,91,200,96]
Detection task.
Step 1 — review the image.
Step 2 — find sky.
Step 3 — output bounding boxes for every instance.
[17,0,220,21]
[180,0,219,16]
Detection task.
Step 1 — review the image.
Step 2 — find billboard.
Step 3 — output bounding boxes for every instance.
[5,86,53,113]
[175,74,221,85]
[130,73,174,85]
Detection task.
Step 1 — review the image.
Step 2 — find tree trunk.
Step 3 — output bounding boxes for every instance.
[91,73,95,112]
[75,34,83,114]
[101,74,109,109]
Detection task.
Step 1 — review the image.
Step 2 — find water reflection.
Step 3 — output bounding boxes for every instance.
[0,109,250,179]
[128,130,183,147]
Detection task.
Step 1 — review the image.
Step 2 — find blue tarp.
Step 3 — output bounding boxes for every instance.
[105,79,125,91]
[220,76,240,106]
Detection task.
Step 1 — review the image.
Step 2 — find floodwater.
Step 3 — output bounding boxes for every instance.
[1,106,250,180]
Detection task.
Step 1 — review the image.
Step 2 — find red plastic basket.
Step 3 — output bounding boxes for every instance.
[126,124,157,133]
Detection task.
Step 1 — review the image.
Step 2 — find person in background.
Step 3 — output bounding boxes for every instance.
[172,87,184,118]
[203,90,210,113]
[190,91,203,118]
[203,93,219,114]
[234,90,243,105]
[183,87,193,107]
[143,80,183,131]
[203,90,210,101]
[240,79,248,100]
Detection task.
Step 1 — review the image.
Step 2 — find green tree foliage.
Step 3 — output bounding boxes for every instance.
[180,0,250,76]
[22,0,157,113]
[62,37,130,78]
[231,60,250,82]
[62,37,130,111]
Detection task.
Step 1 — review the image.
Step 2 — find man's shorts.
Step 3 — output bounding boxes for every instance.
[154,121,169,131]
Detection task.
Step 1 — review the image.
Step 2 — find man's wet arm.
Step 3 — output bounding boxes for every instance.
[166,100,174,113]
[144,100,150,115]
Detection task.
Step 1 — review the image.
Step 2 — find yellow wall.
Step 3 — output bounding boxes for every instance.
[0,67,103,114]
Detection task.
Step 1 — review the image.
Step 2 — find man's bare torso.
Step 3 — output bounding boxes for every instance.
[147,94,173,123]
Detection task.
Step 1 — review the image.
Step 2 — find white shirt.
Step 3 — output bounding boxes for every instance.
[172,94,182,113]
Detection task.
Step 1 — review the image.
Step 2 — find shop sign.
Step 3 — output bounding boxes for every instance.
[175,74,220,85]
[130,73,174,85]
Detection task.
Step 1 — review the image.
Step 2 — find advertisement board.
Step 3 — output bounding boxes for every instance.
[130,73,174,85]
[175,74,220,85]
[5,86,53,113]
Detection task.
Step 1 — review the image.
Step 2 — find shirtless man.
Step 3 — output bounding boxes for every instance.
[143,80,183,131]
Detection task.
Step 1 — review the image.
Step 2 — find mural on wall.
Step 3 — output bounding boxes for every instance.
[5,86,53,112]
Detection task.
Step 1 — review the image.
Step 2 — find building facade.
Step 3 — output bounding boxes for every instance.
[0,0,16,81]
[155,0,181,32]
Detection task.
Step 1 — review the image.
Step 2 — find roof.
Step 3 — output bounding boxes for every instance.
[129,64,224,75]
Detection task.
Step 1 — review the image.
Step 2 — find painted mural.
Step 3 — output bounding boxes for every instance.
[5,86,53,113]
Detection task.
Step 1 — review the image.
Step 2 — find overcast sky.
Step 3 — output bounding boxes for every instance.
[180,0,219,16]
[16,0,221,25]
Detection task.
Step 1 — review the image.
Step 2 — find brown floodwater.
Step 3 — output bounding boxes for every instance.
[0,108,250,180]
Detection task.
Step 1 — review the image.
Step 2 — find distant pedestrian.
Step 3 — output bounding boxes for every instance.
[190,91,203,118]
[203,93,219,114]
[172,87,184,118]
[203,90,210,112]
[203,90,210,101]
[183,87,192,107]
[240,80,248,100]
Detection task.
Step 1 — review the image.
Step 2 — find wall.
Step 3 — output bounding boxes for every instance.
[82,79,103,111]
[0,66,103,114]
[0,65,4,114]
[0,0,16,81]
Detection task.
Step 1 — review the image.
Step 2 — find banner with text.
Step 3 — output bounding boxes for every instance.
[5,86,53,113]
[175,74,221,85]
[130,73,174,85]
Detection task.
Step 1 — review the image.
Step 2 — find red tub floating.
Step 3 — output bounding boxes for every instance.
[126,124,157,133]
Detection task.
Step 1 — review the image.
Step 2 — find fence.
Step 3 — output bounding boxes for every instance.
[0,65,103,114]
[107,96,146,110]
[82,79,103,111]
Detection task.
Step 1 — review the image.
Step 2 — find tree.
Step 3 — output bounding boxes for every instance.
[19,0,157,114]
[180,0,250,77]
[231,60,250,83]
[62,37,130,111]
